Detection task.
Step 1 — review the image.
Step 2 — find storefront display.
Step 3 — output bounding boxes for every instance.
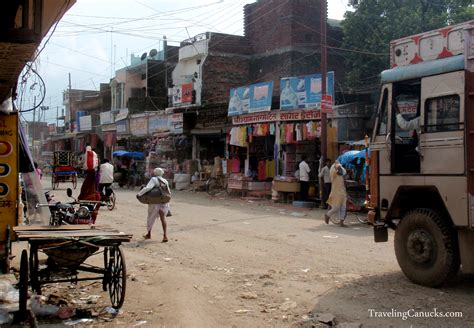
[228,110,323,201]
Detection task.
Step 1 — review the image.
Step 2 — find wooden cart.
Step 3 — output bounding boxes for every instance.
[13,225,132,318]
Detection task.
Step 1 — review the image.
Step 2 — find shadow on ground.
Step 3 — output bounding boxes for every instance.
[296,271,473,328]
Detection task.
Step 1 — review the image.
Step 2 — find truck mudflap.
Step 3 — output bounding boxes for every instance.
[369,210,389,242]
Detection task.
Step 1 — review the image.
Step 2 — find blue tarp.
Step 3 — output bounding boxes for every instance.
[337,149,370,184]
[112,151,145,158]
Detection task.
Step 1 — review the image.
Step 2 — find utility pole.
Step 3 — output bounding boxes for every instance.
[68,72,72,133]
[319,0,328,207]
[320,0,328,163]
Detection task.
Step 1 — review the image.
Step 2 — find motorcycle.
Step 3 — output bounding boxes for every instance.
[36,188,101,226]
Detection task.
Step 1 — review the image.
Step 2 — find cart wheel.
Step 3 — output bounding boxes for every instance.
[0,226,11,273]
[102,247,109,291]
[107,192,116,211]
[72,173,78,189]
[29,247,41,294]
[108,246,126,309]
[51,174,56,190]
[19,250,28,319]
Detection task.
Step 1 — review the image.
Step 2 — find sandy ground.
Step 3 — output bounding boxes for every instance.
[10,178,474,327]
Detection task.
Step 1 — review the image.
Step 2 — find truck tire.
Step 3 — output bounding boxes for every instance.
[394,208,459,287]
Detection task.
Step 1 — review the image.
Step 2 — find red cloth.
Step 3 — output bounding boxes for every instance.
[258,160,266,181]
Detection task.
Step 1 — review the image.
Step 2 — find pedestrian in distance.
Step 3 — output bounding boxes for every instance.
[318,158,332,209]
[298,155,311,201]
[324,161,348,227]
[137,167,171,242]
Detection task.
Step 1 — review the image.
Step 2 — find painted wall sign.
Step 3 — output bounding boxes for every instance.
[232,110,321,125]
[0,114,18,240]
[129,116,148,136]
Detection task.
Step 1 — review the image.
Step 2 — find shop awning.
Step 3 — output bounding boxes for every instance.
[115,109,129,121]
[112,150,144,158]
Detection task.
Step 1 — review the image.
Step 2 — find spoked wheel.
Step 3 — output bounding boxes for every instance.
[107,246,126,309]
[102,247,109,292]
[29,247,41,294]
[72,173,78,189]
[206,178,218,196]
[18,250,28,320]
[107,192,116,211]
[1,226,11,273]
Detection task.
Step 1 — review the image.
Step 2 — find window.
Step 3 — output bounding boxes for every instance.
[425,95,461,132]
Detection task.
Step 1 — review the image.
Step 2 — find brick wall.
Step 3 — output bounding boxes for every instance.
[244,0,322,55]
[201,54,250,105]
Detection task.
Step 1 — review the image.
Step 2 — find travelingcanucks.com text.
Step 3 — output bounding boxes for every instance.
[368,308,462,321]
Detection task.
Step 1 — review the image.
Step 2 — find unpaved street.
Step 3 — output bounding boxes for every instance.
[15,180,473,327]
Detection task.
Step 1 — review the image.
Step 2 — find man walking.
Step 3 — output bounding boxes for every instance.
[318,158,332,209]
[324,161,347,227]
[298,155,311,201]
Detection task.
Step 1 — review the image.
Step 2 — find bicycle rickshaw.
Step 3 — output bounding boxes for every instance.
[334,149,370,224]
[51,151,78,190]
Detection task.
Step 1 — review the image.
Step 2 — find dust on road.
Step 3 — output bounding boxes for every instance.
[15,181,473,327]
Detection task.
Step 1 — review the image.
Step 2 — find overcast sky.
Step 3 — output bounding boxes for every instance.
[23,0,350,123]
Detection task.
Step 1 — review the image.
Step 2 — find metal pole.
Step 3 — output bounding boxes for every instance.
[319,0,328,207]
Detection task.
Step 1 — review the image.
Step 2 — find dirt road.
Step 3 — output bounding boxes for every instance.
[16,181,473,327]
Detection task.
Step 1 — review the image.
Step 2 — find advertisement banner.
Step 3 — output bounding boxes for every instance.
[182,83,193,104]
[100,111,114,125]
[76,111,86,131]
[228,81,273,116]
[280,72,334,110]
[79,115,92,131]
[0,114,18,240]
[130,116,148,136]
[148,115,169,134]
[169,113,183,134]
[172,86,183,106]
[116,120,129,134]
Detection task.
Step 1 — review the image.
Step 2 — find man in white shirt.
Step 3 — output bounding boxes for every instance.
[99,158,114,201]
[298,155,311,201]
[318,158,332,209]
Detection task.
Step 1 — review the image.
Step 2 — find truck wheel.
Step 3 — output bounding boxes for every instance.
[394,208,459,287]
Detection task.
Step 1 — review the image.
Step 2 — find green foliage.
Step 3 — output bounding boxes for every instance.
[341,0,474,89]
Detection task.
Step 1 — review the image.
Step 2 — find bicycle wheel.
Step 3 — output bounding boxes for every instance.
[107,192,116,211]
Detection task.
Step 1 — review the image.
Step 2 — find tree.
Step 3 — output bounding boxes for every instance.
[341,0,473,90]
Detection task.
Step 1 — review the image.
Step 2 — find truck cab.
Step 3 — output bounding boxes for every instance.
[368,21,474,287]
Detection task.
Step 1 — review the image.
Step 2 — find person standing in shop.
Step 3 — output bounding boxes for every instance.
[298,155,311,201]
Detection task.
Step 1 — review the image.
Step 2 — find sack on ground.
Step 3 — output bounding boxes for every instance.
[136,181,171,204]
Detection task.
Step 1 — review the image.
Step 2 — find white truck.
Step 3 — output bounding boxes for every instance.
[368,21,474,287]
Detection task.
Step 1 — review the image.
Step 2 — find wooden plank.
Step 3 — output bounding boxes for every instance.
[15,231,130,237]
[14,225,113,232]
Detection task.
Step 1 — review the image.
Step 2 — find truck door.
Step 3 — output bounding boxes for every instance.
[420,71,464,174]
[390,80,421,174]
[371,85,392,176]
